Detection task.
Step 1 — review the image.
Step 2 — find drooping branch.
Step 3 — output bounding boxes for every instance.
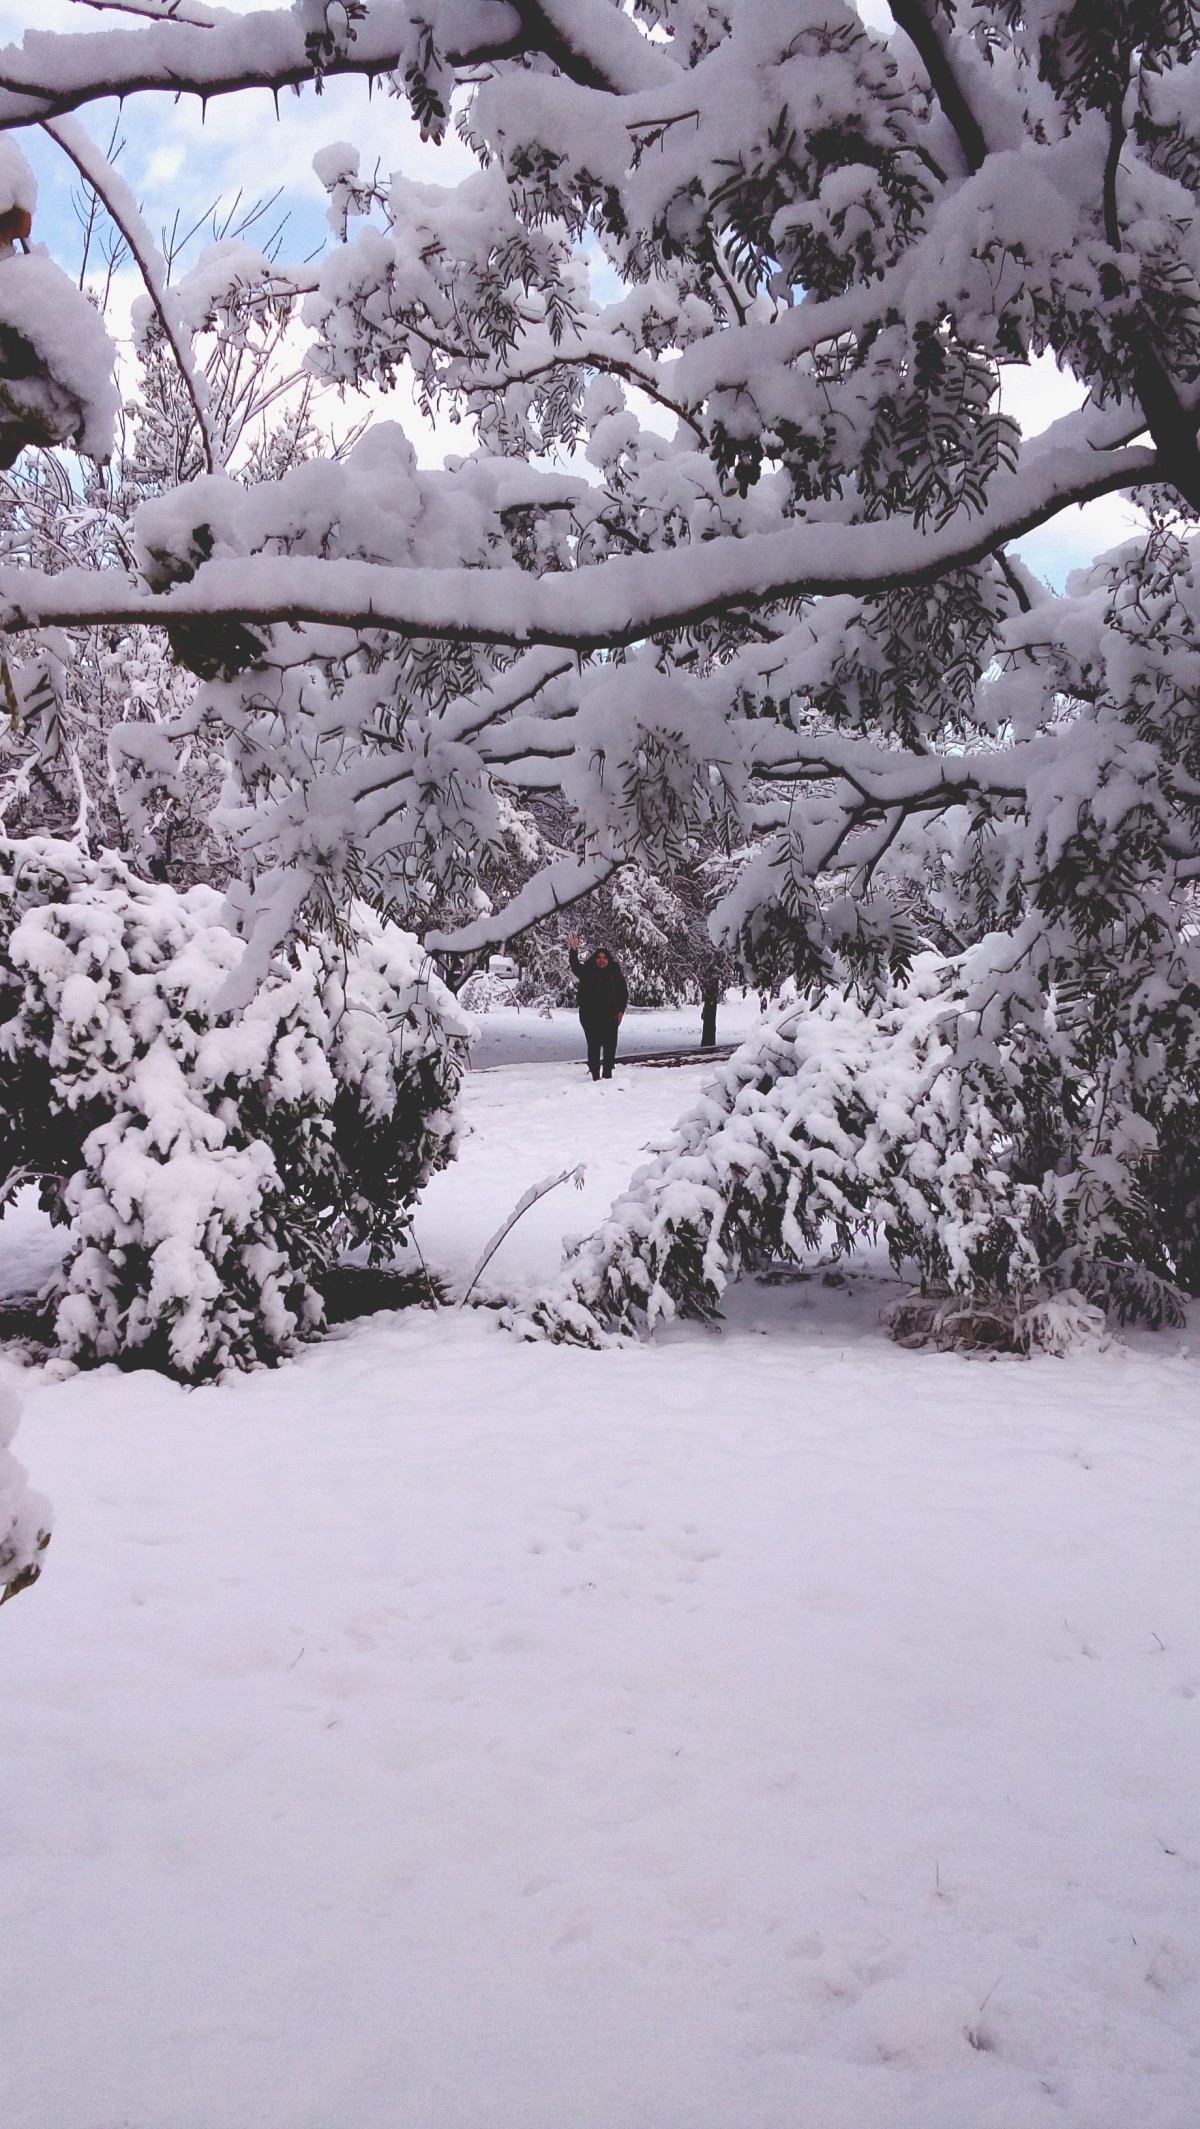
[425,851,619,951]
[42,113,217,475]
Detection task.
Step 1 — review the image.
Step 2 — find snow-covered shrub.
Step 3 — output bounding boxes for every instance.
[0,840,471,1381]
[457,966,521,1015]
[884,1288,1108,1357]
[527,963,1035,1344]
[1017,1291,1109,1357]
[0,1380,51,1604]
[526,947,1193,1348]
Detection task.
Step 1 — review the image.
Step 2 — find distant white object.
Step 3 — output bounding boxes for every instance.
[0,1379,52,1605]
[488,955,518,980]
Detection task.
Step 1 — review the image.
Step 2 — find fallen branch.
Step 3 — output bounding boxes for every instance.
[460,1164,586,1305]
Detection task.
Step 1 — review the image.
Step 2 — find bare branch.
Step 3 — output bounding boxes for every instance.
[42,114,217,475]
[69,0,216,26]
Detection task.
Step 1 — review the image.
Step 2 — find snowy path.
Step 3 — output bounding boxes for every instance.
[466,996,767,1069]
[413,1051,731,1298]
[2,1045,1199,2129]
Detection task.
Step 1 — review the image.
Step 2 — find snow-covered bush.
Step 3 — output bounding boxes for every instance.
[456,966,520,1015]
[0,840,471,1381]
[884,1287,1108,1357]
[527,946,1193,1348]
[0,1380,51,1604]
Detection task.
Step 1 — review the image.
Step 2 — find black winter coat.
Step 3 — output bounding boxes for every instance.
[569,948,629,1029]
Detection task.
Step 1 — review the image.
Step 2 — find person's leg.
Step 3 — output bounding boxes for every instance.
[585,1026,601,1079]
[601,1023,617,1077]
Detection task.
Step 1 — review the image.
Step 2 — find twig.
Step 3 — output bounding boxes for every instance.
[69,0,216,22]
[0,1164,41,1211]
[42,114,217,475]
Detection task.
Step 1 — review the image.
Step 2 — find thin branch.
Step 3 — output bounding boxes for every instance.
[42,114,217,475]
[69,0,216,24]
[459,1164,586,1305]
[469,343,705,440]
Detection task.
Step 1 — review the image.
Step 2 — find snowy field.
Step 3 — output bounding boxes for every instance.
[3,1019,1200,2129]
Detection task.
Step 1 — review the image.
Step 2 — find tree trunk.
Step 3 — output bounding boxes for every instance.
[700,978,719,1049]
[434,951,477,995]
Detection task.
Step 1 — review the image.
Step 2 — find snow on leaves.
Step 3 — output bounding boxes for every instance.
[0,841,472,1380]
[0,136,117,467]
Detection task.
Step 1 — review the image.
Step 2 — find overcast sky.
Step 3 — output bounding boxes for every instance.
[0,0,1142,586]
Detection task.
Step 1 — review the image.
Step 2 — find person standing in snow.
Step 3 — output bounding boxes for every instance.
[568,935,628,1080]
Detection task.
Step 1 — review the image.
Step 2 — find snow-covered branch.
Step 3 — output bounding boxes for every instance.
[0,431,1158,649]
[425,851,618,952]
[0,0,661,129]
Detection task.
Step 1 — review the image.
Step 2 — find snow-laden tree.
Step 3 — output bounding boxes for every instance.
[523,952,1190,1348]
[0,183,360,881]
[0,1,1199,1309]
[0,840,471,1381]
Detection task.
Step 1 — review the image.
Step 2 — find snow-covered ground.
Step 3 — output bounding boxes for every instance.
[2,1024,1199,2129]
[467,994,768,1069]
